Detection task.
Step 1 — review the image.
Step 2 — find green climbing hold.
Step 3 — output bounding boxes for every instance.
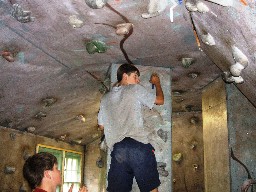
[86,40,107,54]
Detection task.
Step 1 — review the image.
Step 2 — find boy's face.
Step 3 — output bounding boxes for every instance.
[50,164,62,186]
[126,71,140,84]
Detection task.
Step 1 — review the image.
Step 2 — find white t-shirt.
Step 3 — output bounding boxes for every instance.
[98,84,156,151]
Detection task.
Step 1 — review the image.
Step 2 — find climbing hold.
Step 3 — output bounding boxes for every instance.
[185,2,198,12]
[230,46,248,77]
[196,1,209,13]
[158,168,169,177]
[85,0,108,9]
[190,116,199,124]
[23,150,31,160]
[69,15,83,28]
[193,164,199,171]
[173,152,183,162]
[26,126,36,133]
[86,40,107,54]
[231,46,248,67]
[201,33,215,46]
[222,71,244,84]
[190,140,198,150]
[157,161,168,177]
[141,0,168,19]
[116,23,133,35]
[19,184,27,192]
[4,166,16,174]
[182,57,195,68]
[157,162,167,168]
[41,97,57,107]
[157,129,168,142]
[9,132,16,140]
[188,72,199,79]
[34,111,47,120]
[12,4,35,23]
[59,134,67,141]
[230,62,245,77]
[1,51,15,62]
[186,1,209,13]
[96,157,104,168]
[240,0,248,6]
[75,114,86,123]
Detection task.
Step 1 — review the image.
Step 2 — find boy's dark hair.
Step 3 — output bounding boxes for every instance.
[117,63,140,82]
[23,152,57,189]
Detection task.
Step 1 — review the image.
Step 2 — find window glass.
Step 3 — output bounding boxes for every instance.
[63,152,81,192]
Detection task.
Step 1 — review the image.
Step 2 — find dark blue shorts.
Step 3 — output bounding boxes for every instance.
[107,137,160,192]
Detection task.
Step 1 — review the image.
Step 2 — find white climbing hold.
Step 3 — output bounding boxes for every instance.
[196,1,209,13]
[230,62,245,77]
[201,33,215,46]
[233,76,244,84]
[222,71,244,84]
[69,15,83,28]
[185,2,198,12]
[231,46,249,66]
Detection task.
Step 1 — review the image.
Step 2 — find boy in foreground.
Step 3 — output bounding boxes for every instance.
[23,152,87,192]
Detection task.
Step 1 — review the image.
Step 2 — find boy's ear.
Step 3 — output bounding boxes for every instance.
[122,73,128,80]
[44,170,52,179]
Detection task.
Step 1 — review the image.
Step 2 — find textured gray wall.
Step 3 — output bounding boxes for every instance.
[227,84,256,192]
[84,138,107,192]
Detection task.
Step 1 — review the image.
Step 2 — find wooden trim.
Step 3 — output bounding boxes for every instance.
[36,144,82,154]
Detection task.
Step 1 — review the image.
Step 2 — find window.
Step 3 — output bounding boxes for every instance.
[37,144,82,192]
[63,152,81,191]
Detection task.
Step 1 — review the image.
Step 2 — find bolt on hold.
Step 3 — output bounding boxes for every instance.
[188,72,199,79]
[5,166,16,174]
[9,132,16,140]
[193,164,199,171]
[75,114,86,123]
[41,97,57,107]
[34,111,47,120]
[12,4,35,23]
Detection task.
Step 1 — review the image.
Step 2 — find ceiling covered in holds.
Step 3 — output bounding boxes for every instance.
[0,0,255,145]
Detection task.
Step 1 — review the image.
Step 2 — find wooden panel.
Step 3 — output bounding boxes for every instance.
[202,78,230,192]
[172,112,204,192]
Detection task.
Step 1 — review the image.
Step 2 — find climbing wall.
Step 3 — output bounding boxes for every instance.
[172,112,204,192]
[107,64,172,191]
[227,83,256,192]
